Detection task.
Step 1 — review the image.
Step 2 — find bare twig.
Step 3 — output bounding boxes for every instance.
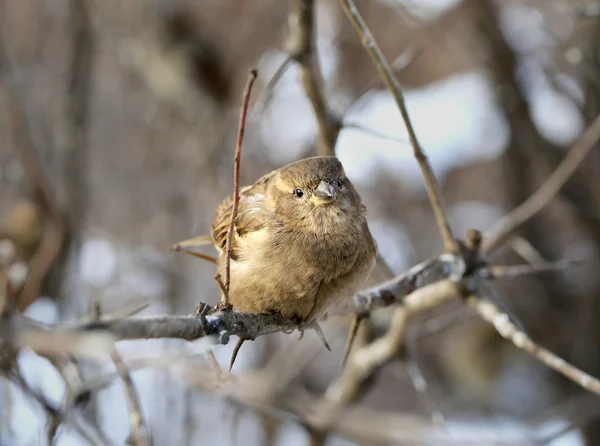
[507,235,547,265]
[111,347,148,446]
[223,69,258,307]
[467,296,600,395]
[485,259,583,279]
[257,55,293,116]
[342,121,409,145]
[287,0,339,155]
[483,113,600,254]
[336,0,457,253]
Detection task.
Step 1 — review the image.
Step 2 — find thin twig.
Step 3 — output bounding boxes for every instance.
[467,296,600,396]
[111,347,148,446]
[342,121,409,145]
[483,113,600,254]
[336,0,457,253]
[485,259,583,279]
[223,69,258,307]
[257,55,293,116]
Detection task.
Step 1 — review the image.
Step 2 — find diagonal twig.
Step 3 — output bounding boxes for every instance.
[223,69,258,307]
[483,113,600,254]
[336,0,457,254]
[467,296,600,395]
[111,347,148,446]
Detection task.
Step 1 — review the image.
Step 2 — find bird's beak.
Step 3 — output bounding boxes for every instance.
[312,180,336,206]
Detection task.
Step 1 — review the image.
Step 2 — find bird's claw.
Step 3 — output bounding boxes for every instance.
[295,320,331,351]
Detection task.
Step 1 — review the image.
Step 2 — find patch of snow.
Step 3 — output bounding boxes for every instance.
[337,71,509,190]
[79,237,118,287]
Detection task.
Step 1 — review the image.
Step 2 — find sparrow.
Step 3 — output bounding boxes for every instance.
[175,156,377,368]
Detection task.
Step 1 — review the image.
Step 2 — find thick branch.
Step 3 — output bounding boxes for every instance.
[80,312,296,342]
[287,0,339,155]
[12,254,464,350]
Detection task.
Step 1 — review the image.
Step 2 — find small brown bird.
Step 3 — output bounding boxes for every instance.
[176,156,377,367]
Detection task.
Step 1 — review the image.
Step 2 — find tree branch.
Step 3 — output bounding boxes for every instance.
[483,113,600,254]
[336,0,457,253]
[111,347,148,446]
[467,296,600,395]
[287,0,340,156]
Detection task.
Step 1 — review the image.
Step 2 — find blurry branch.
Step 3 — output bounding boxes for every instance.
[336,0,457,254]
[0,17,66,311]
[78,356,524,445]
[6,364,100,445]
[341,121,409,144]
[285,0,340,155]
[507,235,546,265]
[7,366,61,443]
[486,259,582,279]
[315,280,461,426]
[72,347,525,445]
[64,0,94,242]
[483,113,600,254]
[0,51,59,217]
[111,347,148,446]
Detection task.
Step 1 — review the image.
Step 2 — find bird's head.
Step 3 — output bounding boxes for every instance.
[265,156,365,233]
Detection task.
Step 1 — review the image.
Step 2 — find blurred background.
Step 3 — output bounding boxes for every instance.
[2,0,600,444]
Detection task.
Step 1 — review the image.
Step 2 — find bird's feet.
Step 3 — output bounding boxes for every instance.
[296,320,331,351]
[215,301,233,312]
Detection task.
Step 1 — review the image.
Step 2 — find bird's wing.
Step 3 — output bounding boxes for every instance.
[172,234,218,263]
[211,171,274,259]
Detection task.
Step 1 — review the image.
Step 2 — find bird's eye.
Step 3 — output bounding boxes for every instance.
[293,188,304,198]
[336,178,343,187]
